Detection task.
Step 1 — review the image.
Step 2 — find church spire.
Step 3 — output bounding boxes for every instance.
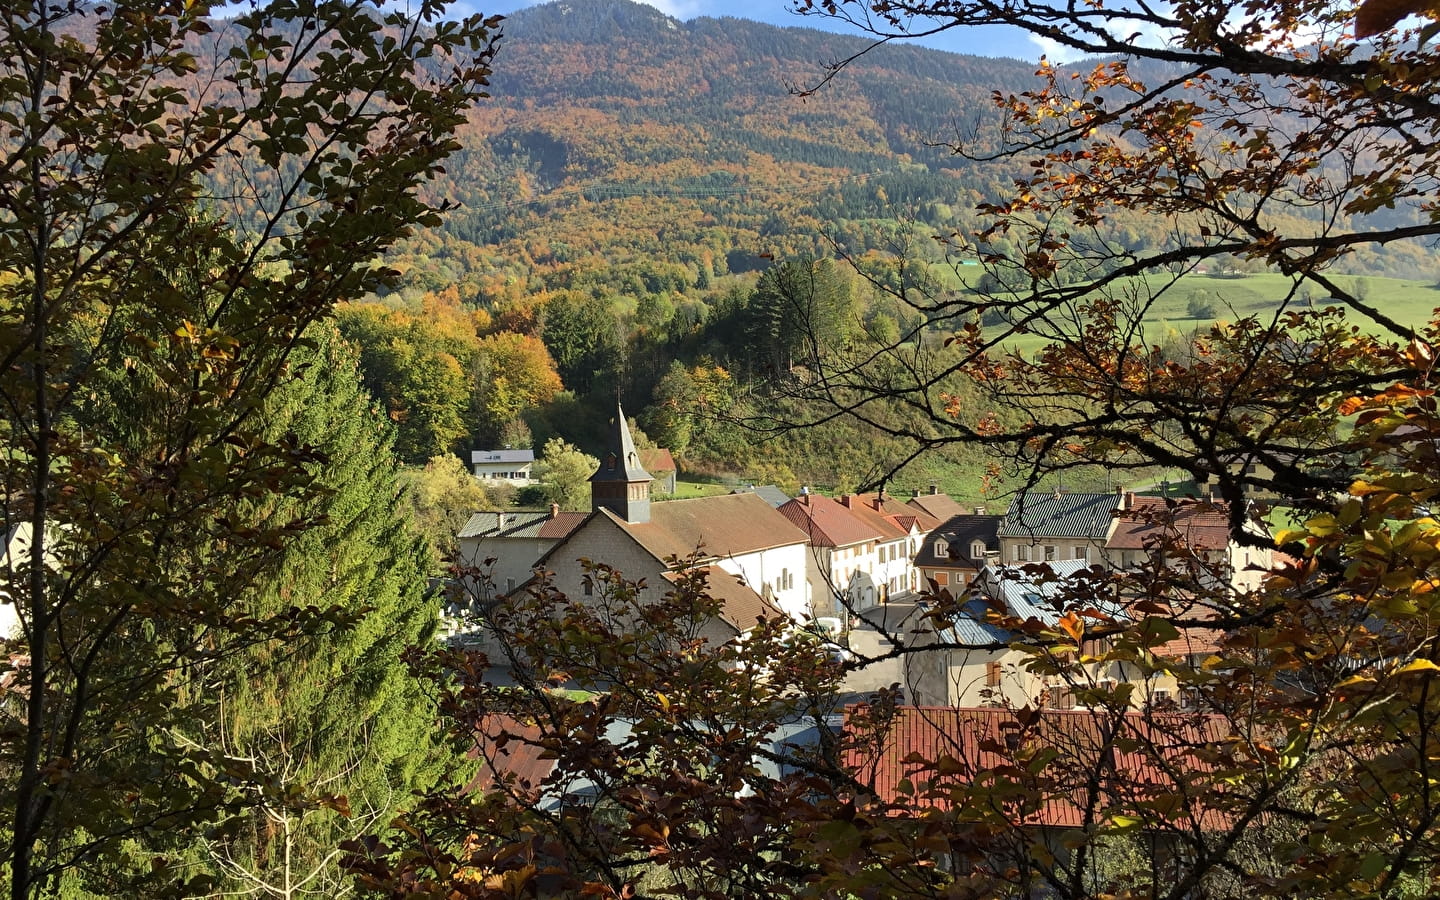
[589,403,652,523]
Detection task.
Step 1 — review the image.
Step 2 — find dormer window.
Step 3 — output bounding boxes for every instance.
[933,539,948,558]
[971,540,986,559]
[606,453,617,471]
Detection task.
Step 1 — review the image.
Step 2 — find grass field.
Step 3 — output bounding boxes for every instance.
[985,273,1439,356]
[666,480,734,500]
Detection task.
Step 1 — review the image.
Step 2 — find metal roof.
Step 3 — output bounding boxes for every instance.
[999,492,1118,540]
[458,509,588,540]
[470,448,535,464]
[978,559,1126,626]
[843,706,1231,828]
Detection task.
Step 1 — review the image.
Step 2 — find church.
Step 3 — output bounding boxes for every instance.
[520,405,815,640]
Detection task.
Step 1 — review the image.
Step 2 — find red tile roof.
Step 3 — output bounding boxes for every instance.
[467,714,552,798]
[606,492,810,563]
[835,492,933,541]
[638,448,677,474]
[1106,497,1233,551]
[850,492,942,533]
[777,493,887,548]
[845,705,1229,829]
[537,511,591,540]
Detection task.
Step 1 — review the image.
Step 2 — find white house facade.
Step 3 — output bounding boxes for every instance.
[470,448,536,486]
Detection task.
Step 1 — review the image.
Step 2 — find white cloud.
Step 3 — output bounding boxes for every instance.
[633,0,707,18]
[1026,33,1090,64]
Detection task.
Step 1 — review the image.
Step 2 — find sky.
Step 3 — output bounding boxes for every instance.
[469,0,1049,61]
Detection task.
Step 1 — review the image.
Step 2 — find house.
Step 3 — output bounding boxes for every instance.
[998,490,1118,565]
[906,485,966,522]
[940,559,1110,708]
[1106,491,1271,593]
[471,710,836,807]
[470,448,536,486]
[844,705,1230,843]
[455,505,589,598]
[638,447,678,494]
[835,492,939,599]
[941,559,1226,709]
[777,491,895,618]
[915,513,1003,596]
[523,405,813,640]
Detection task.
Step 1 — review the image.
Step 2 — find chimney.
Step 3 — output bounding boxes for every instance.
[913,488,921,499]
[1123,491,1135,511]
[873,496,883,511]
[975,505,987,515]
[549,502,560,519]
[929,484,939,495]
[496,511,507,529]
[840,494,852,508]
[1053,486,1062,500]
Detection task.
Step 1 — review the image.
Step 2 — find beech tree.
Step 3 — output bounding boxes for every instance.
[0,1,497,895]
[533,437,600,511]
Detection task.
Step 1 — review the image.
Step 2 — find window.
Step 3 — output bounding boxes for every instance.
[1046,685,1075,709]
[1044,545,1057,562]
[971,540,986,559]
[934,572,949,586]
[934,539,949,558]
[583,579,594,597]
[1074,546,1089,561]
[1015,544,1029,562]
[986,661,1002,687]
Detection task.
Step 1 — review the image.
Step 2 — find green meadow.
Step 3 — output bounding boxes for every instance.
[979,273,1439,355]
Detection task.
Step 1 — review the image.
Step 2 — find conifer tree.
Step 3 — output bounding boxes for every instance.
[180,327,451,895]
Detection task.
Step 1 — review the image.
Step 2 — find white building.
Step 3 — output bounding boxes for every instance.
[521,405,814,639]
[470,448,536,486]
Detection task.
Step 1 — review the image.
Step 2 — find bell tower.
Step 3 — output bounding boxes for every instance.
[589,403,652,523]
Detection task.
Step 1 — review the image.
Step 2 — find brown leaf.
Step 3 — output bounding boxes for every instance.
[1355,0,1425,38]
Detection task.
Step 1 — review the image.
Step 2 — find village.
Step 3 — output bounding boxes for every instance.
[449,405,1277,822]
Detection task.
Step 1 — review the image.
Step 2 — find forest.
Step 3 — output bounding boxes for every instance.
[335,0,1440,505]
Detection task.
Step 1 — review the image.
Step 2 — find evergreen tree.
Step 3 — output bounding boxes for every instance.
[184,327,453,894]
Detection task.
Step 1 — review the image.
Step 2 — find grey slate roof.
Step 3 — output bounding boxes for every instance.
[999,492,1118,540]
[916,514,1003,569]
[470,449,535,465]
[589,402,652,485]
[731,484,792,508]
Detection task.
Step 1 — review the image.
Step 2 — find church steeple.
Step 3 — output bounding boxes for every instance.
[590,403,652,523]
